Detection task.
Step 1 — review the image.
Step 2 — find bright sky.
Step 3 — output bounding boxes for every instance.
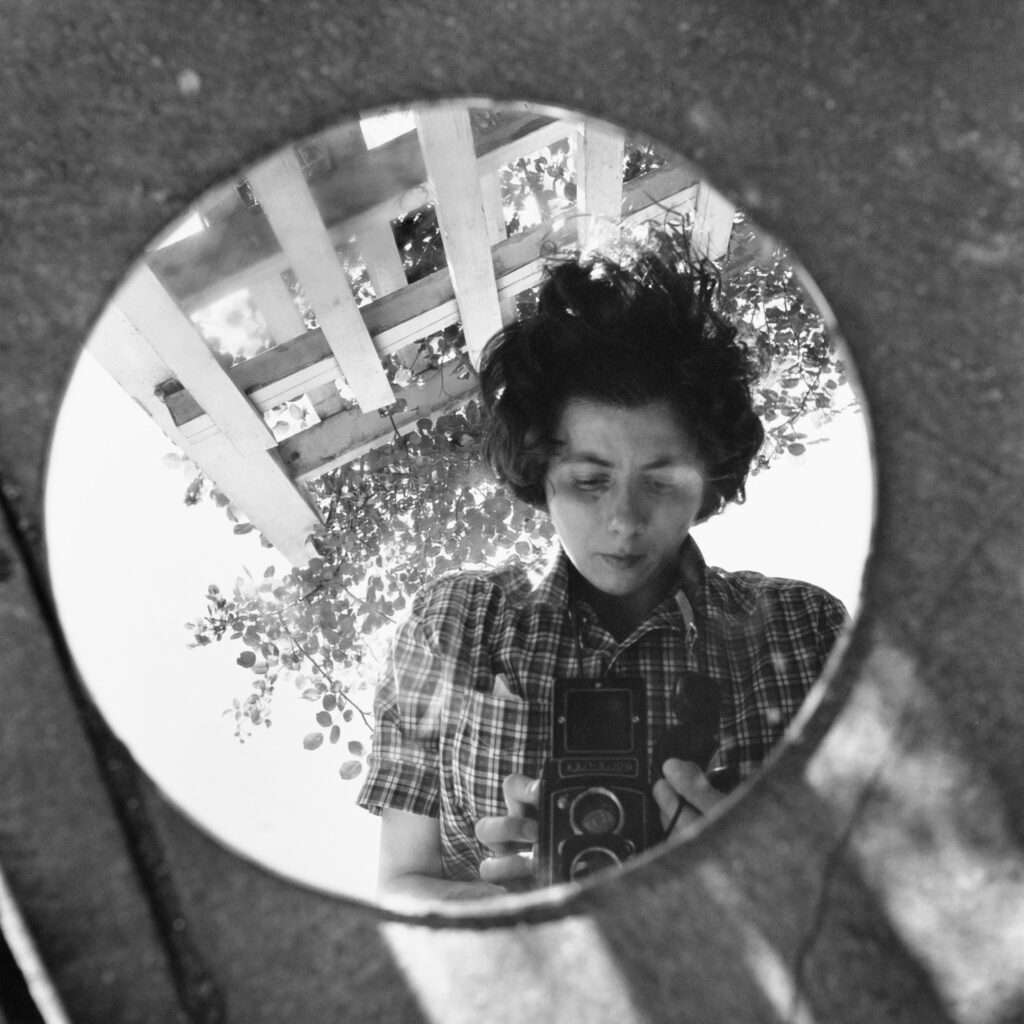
[45,348,873,903]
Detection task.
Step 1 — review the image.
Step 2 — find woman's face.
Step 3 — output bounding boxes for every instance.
[544,397,706,627]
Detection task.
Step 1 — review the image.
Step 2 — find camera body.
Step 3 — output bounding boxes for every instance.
[537,676,655,886]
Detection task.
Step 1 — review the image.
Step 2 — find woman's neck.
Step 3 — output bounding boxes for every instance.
[571,565,680,642]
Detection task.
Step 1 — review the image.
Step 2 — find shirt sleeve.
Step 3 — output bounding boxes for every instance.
[815,589,850,666]
[355,578,470,819]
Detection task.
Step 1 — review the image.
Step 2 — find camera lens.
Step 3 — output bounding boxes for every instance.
[569,846,621,881]
[569,787,623,835]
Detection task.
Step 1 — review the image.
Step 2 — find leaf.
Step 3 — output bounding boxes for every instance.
[303,732,324,750]
[347,740,364,756]
[236,651,257,668]
[329,725,341,744]
[233,522,254,535]
[787,443,807,456]
[316,711,333,727]
[338,760,362,780]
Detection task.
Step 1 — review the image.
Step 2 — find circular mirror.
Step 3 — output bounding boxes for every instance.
[45,97,873,905]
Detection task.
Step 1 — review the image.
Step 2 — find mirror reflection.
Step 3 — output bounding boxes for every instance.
[45,99,872,903]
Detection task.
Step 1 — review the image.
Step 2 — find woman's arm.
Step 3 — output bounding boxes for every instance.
[377,807,505,900]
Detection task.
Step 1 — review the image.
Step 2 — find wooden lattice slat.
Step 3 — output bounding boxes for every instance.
[691,180,737,262]
[277,359,481,480]
[356,218,409,299]
[246,147,395,412]
[479,169,510,245]
[248,269,307,344]
[87,301,322,565]
[114,265,277,457]
[576,120,625,249]
[415,106,504,367]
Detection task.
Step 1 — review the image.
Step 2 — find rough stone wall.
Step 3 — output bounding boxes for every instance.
[1,1,1022,1021]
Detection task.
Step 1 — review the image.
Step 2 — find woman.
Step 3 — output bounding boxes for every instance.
[356,232,847,899]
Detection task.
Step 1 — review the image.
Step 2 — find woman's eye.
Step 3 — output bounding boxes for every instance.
[645,478,674,494]
[574,477,607,491]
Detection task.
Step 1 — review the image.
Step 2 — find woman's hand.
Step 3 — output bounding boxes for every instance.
[652,758,724,842]
[475,773,540,887]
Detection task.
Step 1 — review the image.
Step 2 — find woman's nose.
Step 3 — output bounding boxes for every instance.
[607,485,646,536]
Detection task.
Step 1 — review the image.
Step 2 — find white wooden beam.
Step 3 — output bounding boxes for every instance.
[474,119,579,175]
[246,147,395,411]
[113,264,277,456]
[278,361,480,480]
[356,217,409,298]
[576,120,625,250]
[87,302,195,445]
[306,380,346,420]
[619,189,699,244]
[249,270,307,344]
[181,434,321,566]
[480,169,509,245]
[691,180,737,263]
[415,106,504,367]
[86,306,322,566]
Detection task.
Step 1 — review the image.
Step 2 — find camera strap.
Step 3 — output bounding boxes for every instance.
[566,602,587,679]
[664,552,725,774]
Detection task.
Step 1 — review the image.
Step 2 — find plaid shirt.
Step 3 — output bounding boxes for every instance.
[356,539,847,881]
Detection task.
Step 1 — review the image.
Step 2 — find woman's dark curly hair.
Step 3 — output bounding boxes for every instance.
[479,229,765,522]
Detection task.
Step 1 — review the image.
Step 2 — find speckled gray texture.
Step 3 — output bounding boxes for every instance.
[2,1,1023,1021]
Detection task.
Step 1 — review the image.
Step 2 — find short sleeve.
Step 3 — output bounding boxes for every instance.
[355,576,477,818]
[815,590,850,666]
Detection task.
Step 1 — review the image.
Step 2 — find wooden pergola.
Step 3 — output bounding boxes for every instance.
[88,103,737,565]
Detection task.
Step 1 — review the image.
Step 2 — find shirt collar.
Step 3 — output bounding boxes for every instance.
[529,546,574,610]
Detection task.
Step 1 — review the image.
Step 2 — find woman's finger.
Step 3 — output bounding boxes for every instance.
[652,777,701,835]
[502,773,540,816]
[661,758,723,816]
[479,850,535,884]
[474,812,539,854]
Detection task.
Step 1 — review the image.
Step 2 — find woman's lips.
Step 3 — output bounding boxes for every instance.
[598,553,643,569]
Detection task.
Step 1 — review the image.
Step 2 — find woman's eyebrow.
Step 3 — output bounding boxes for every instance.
[555,451,699,470]
[556,450,614,467]
[641,456,694,470]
